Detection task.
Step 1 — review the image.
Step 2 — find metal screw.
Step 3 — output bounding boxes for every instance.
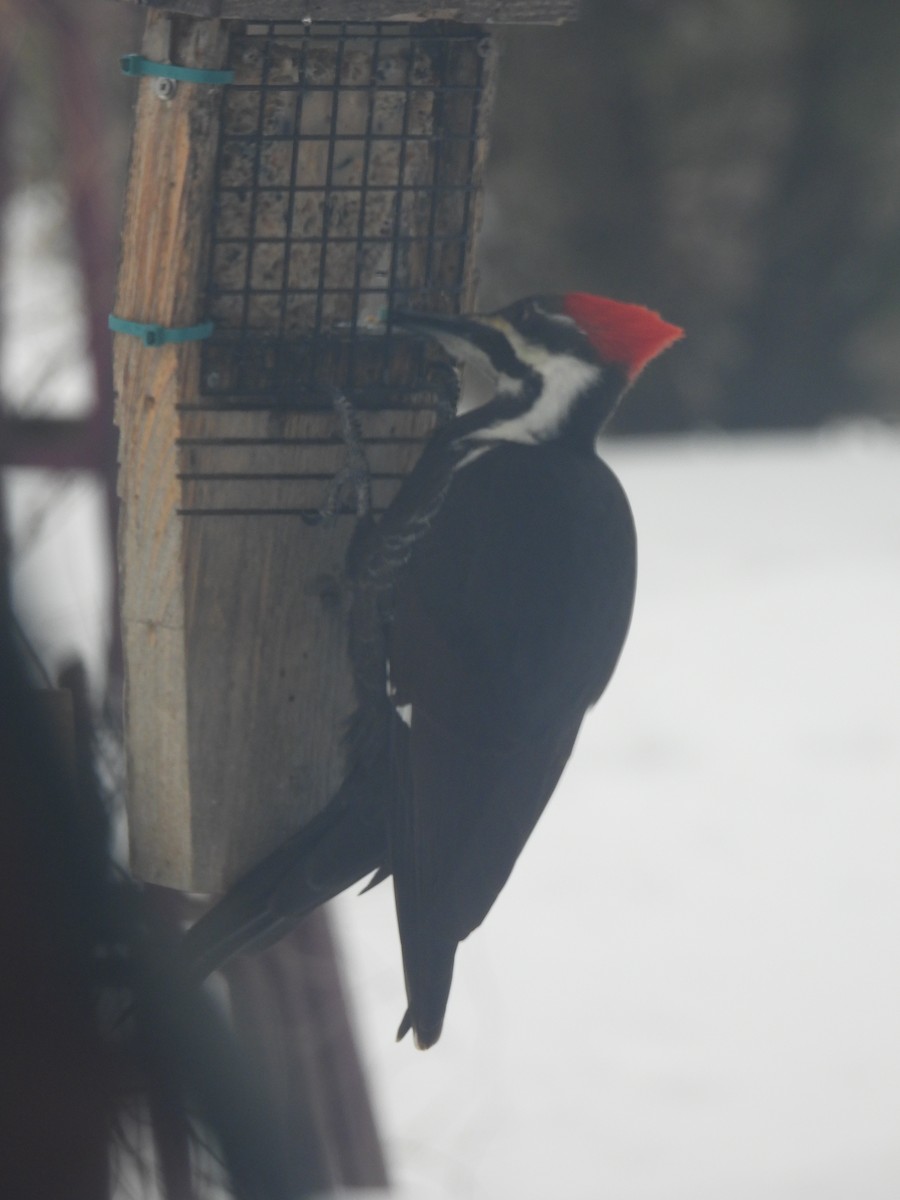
[154,76,177,101]
[205,371,221,390]
[477,37,492,58]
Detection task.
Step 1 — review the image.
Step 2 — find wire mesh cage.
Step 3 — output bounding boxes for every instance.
[200,20,492,411]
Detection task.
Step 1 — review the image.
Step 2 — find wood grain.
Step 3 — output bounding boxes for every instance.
[114,13,231,888]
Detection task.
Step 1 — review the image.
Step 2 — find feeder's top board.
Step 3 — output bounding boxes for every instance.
[119,0,579,24]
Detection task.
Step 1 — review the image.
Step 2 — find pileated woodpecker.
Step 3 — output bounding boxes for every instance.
[183,293,682,1048]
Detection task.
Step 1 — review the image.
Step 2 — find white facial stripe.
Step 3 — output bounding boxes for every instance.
[425,323,528,404]
[386,658,413,725]
[495,373,525,396]
[542,309,577,327]
[455,444,492,471]
[475,342,601,445]
[425,329,494,376]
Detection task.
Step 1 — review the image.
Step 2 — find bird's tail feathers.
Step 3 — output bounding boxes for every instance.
[182,762,388,980]
[396,926,457,1050]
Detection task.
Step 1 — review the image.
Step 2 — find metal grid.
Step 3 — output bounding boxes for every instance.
[200,21,489,409]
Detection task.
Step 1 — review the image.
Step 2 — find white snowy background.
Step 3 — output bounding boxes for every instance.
[337,425,900,1200]
[5,190,900,1199]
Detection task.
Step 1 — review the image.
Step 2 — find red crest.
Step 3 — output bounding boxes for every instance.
[563,293,683,380]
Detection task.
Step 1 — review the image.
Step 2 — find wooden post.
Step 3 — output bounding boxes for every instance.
[114,5,574,896]
[107,6,575,1191]
[114,13,235,891]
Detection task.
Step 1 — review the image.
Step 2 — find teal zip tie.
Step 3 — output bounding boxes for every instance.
[120,54,234,86]
[108,315,215,347]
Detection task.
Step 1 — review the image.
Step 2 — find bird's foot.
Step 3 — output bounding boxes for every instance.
[303,387,372,526]
[428,360,461,426]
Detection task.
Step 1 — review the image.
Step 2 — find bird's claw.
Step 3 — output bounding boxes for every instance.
[428,360,461,425]
[303,387,372,526]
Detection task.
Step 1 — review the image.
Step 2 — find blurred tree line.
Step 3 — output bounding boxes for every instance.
[481,0,900,432]
[2,1,138,197]
[5,0,900,434]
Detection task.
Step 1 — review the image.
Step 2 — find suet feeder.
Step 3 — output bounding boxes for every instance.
[112,0,577,893]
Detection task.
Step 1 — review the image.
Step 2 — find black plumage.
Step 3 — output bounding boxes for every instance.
[386,441,636,1046]
[182,293,682,1048]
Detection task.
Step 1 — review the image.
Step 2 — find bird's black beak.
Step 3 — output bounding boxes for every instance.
[390,309,507,375]
[391,309,482,338]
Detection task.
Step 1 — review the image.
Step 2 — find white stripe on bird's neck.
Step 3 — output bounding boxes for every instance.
[471,326,602,446]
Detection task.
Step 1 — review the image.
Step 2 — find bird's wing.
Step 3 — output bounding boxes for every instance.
[386,445,636,1044]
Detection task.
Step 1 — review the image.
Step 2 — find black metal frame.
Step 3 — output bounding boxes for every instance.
[200,20,488,410]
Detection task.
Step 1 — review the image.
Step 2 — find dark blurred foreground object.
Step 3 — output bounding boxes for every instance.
[0,9,389,1191]
[184,292,682,1049]
[0,613,297,1200]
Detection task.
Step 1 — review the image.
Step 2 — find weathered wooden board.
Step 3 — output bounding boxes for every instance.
[117,0,579,25]
[114,13,230,890]
[114,13,495,891]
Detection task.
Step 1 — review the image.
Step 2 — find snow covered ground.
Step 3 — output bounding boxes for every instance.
[5,189,900,1199]
[335,425,900,1200]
